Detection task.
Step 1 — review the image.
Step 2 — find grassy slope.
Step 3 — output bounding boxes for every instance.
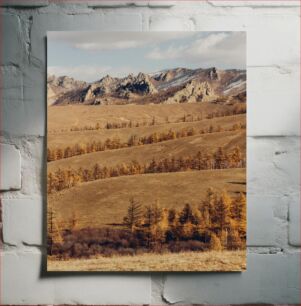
[48,250,246,272]
[48,102,243,132]
[48,168,246,229]
[48,129,246,172]
[48,114,245,149]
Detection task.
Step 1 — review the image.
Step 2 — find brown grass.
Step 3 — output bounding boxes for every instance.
[47,250,246,272]
[48,102,243,132]
[48,168,246,229]
[48,130,246,173]
[48,113,245,149]
[47,102,247,271]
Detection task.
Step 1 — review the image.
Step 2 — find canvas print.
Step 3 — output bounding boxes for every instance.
[47,31,246,271]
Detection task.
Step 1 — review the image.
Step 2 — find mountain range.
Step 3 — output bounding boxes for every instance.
[47,67,246,106]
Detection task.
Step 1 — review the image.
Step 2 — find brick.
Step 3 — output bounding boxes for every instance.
[247,137,299,196]
[248,66,300,136]
[0,0,48,6]
[149,15,195,31]
[2,198,44,246]
[0,66,22,102]
[0,143,21,191]
[67,0,176,7]
[163,253,300,304]
[86,1,148,7]
[1,13,24,66]
[2,251,151,304]
[1,65,45,136]
[289,194,300,246]
[148,1,175,7]
[208,0,299,8]
[247,14,299,67]
[19,137,44,195]
[247,195,279,246]
[207,0,300,7]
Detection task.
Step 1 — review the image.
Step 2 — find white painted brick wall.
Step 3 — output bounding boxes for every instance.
[0,1,300,304]
[0,143,21,190]
[0,0,49,6]
[289,193,301,246]
[163,253,300,304]
[2,251,151,304]
[2,198,44,246]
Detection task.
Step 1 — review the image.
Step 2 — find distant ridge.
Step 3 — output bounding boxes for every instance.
[48,67,246,106]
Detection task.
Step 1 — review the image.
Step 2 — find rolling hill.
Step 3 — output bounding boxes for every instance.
[48,113,246,149]
[48,129,246,172]
[48,168,246,229]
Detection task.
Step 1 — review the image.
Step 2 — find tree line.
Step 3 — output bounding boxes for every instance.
[48,103,246,134]
[47,122,245,162]
[48,147,245,193]
[48,189,246,258]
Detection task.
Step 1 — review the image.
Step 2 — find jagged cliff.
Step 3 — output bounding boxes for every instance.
[48,67,246,106]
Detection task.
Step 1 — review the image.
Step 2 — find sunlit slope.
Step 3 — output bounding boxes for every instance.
[48,114,246,149]
[48,102,244,132]
[48,130,246,172]
[49,168,246,229]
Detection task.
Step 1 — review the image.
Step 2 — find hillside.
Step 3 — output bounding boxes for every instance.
[48,130,246,172]
[48,168,246,229]
[48,102,245,133]
[48,113,246,149]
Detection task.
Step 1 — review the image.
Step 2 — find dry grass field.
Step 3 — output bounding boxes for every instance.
[48,102,241,132]
[48,250,246,272]
[47,93,246,272]
[48,129,246,172]
[48,113,245,149]
[49,168,246,229]
[47,33,247,271]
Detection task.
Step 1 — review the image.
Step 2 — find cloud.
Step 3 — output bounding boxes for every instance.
[146,32,246,69]
[48,31,196,51]
[48,65,141,82]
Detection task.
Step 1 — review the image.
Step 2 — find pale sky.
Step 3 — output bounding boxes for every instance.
[48,31,246,83]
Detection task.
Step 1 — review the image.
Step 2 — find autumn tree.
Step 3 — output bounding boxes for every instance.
[214,147,227,169]
[47,206,63,255]
[213,191,232,247]
[231,192,246,237]
[200,188,217,229]
[47,148,55,162]
[179,203,196,225]
[230,146,243,168]
[93,163,102,180]
[209,232,222,251]
[123,197,143,232]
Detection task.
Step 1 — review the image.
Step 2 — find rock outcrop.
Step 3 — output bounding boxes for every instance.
[47,75,87,105]
[163,80,215,104]
[50,67,246,106]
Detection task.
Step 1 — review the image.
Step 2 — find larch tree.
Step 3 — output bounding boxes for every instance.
[123,197,143,232]
[209,232,222,251]
[214,191,232,247]
[231,192,246,236]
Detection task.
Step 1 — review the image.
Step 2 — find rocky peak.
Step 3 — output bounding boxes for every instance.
[119,72,158,96]
[207,67,219,80]
[100,74,114,83]
[48,75,87,89]
[164,80,215,104]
